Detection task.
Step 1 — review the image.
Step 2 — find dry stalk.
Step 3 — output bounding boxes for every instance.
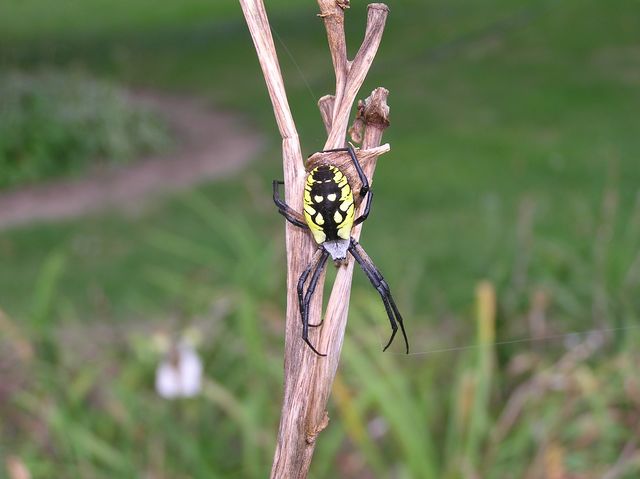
[240,1,391,477]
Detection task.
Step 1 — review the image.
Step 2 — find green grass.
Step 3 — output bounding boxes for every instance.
[1,0,640,477]
[0,0,276,40]
[0,69,171,189]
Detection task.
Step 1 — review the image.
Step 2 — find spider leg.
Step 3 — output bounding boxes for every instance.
[349,238,409,354]
[303,249,329,328]
[353,190,373,226]
[298,249,329,356]
[297,249,325,327]
[273,180,308,229]
[320,146,370,197]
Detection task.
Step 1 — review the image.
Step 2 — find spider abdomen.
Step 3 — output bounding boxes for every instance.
[303,165,355,244]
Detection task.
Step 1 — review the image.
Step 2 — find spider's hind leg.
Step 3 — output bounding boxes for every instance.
[273,180,308,229]
[320,145,369,198]
[354,190,373,226]
[348,238,409,354]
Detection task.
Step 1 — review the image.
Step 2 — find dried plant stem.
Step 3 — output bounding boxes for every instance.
[239,1,391,477]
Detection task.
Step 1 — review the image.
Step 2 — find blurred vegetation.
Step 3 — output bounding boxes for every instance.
[2,204,640,477]
[0,70,171,189]
[1,0,640,477]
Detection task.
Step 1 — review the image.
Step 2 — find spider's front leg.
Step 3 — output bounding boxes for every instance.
[348,238,409,354]
[272,180,308,229]
[274,179,327,355]
[296,249,329,356]
[297,248,324,329]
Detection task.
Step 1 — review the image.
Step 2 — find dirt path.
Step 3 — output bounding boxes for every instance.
[0,90,264,229]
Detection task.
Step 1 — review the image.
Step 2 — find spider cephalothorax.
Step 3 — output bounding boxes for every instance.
[273,146,408,356]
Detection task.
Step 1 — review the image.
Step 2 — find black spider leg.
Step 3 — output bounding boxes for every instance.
[320,146,370,197]
[273,180,308,229]
[296,249,330,356]
[348,238,409,354]
[302,249,329,336]
[353,190,373,226]
[297,248,325,328]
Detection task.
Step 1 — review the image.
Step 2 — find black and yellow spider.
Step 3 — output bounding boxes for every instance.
[273,146,409,356]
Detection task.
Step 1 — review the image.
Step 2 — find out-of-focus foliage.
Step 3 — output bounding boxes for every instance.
[2,199,640,477]
[0,70,171,189]
[0,0,294,40]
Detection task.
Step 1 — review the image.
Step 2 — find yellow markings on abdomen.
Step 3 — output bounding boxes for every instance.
[305,213,327,243]
[339,200,352,212]
[303,165,355,244]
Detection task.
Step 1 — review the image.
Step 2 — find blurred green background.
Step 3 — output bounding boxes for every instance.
[1,0,640,477]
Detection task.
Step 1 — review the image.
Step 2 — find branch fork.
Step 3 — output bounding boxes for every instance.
[239,1,391,477]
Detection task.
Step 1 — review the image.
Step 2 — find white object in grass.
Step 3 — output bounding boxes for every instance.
[155,342,203,399]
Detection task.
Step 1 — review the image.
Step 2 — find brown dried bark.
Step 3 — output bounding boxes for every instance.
[239,2,391,477]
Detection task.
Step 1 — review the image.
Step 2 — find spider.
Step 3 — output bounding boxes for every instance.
[273,146,409,356]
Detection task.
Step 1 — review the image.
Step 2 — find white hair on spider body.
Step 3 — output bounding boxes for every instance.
[323,239,350,264]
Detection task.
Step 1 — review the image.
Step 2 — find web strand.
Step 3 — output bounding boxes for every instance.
[384,324,640,358]
[271,26,318,104]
